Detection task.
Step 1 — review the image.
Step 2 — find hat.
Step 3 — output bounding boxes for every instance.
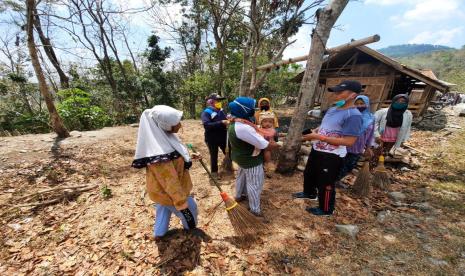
[328,80,362,93]
[205,93,226,101]
[258,111,275,124]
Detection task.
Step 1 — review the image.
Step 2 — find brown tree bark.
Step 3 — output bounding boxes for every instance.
[277,0,349,173]
[33,7,70,89]
[26,0,69,138]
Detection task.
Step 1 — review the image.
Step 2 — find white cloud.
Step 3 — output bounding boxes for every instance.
[408,27,463,45]
[403,0,460,21]
[390,0,463,27]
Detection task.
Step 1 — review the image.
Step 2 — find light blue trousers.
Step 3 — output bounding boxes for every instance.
[153,196,198,237]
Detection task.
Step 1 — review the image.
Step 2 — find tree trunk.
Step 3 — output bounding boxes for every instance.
[26,0,69,138]
[277,0,349,173]
[189,92,196,119]
[33,8,69,89]
[239,32,252,96]
[217,47,225,96]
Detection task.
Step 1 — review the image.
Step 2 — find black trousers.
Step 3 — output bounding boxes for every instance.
[303,149,343,213]
[207,141,226,173]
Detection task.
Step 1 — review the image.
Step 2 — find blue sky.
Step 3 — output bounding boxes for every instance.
[283,0,465,58]
[1,0,464,69]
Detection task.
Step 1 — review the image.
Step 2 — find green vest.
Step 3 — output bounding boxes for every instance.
[228,122,264,169]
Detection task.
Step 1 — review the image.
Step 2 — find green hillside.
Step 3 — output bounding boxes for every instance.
[395,47,465,92]
[378,44,454,58]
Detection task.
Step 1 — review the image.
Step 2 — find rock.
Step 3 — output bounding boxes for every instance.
[411,202,433,212]
[388,192,406,202]
[7,223,21,231]
[400,167,411,172]
[428,257,448,267]
[19,150,27,153]
[296,165,305,171]
[377,210,391,223]
[130,123,139,127]
[422,244,432,252]
[383,234,397,243]
[335,224,359,239]
[70,131,82,137]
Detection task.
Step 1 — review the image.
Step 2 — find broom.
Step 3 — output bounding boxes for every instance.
[352,160,372,197]
[372,155,390,190]
[220,134,234,174]
[187,144,268,238]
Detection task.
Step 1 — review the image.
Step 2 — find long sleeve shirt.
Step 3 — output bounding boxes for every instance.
[201,107,227,144]
[347,122,375,154]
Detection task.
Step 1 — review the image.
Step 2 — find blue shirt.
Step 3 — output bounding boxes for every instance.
[313,107,362,157]
[201,107,227,144]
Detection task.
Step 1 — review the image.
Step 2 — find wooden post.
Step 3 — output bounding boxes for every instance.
[255,34,380,72]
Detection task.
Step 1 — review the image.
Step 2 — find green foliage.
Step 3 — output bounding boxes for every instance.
[178,71,216,118]
[255,64,302,104]
[100,185,112,199]
[57,88,110,131]
[379,44,454,58]
[0,110,50,133]
[397,47,465,92]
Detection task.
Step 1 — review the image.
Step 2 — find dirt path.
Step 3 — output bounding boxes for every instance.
[1,116,464,275]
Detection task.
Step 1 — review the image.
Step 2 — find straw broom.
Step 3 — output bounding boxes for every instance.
[372,155,390,189]
[220,134,234,174]
[187,144,268,238]
[352,161,372,197]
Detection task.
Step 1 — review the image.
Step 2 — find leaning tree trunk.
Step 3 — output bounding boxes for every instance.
[26,0,69,138]
[277,0,349,173]
[33,8,70,89]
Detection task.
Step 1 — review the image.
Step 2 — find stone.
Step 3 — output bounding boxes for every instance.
[411,202,433,212]
[377,210,391,223]
[388,192,406,202]
[428,257,448,267]
[335,224,359,239]
[130,123,139,127]
[422,244,432,252]
[70,131,82,137]
[383,234,397,243]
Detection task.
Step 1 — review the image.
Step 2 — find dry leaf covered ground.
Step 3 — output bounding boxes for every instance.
[0,111,464,275]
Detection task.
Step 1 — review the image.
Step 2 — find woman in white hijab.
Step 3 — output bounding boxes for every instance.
[132,105,199,239]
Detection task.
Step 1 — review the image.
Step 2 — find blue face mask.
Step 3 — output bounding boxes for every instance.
[357,106,367,112]
[392,102,408,110]
[334,100,346,108]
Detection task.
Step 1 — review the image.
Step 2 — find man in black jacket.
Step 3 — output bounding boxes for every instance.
[201,93,229,178]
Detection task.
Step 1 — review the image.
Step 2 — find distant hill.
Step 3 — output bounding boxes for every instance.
[396,47,465,92]
[378,44,454,58]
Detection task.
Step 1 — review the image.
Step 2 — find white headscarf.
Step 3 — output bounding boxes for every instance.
[134,105,191,163]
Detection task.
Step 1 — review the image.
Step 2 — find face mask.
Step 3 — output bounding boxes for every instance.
[261,105,270,111]
[392,102,408,110]
[333,93,356,108]
[357,106,367,112]
[334,100,346,108]
[214,102,222,109]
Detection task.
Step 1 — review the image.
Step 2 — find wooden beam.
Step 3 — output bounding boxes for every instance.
[255,34,380,71]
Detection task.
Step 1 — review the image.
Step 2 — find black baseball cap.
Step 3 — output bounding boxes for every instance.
[328,80,362,93]
[206,93,226,101]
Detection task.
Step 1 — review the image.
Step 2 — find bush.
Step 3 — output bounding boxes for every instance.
[57,88,110,131]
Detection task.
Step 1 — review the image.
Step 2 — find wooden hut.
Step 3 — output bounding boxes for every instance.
[293,46,450,116]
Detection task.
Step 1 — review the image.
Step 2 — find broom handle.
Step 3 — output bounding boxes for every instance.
[187,145,224,192]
